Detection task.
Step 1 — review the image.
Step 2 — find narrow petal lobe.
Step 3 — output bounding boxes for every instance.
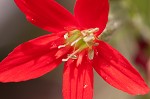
[0,34,65,82]
[74,0,109,34]
[63,53,93,99]
[15,0,78,32]
[93,41,149,95]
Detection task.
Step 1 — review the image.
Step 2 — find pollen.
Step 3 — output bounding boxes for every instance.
[59,28,99,61]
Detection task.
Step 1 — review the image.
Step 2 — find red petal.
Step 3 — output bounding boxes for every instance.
[76,51,85,67]
[63,55,93,99]
[14,0,78,32]
[93,41,149,95]
[0,34,65,82]
[74,0,109,34]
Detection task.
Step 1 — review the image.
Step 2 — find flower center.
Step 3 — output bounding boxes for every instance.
[58,28,99,61]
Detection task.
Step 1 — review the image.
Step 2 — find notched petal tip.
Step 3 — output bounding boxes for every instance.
[125,82,150,95]
[139,87,150,95]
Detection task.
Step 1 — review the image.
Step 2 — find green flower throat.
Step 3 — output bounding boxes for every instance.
[58,28,99,61]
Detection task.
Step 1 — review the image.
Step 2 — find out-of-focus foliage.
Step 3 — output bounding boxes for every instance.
[108,1,150,98]
[109,0,150,62]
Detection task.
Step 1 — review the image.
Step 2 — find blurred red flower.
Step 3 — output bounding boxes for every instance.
[135,38,149,70]
[134,38,150,81]
[0,0,149,98]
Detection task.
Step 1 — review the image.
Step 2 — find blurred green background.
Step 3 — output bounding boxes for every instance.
[0,0,150,99]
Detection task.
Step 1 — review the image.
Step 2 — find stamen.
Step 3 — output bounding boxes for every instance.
[64,33,68,39]
[69,54,77,59]
[62,58,68,62]
[89,28,99,33]
[62,49,80,61]
[88,49,94,60]
[94,43,99,46]
[58,45,66,49]
[71,37,82,46]
[83,34,95,42]
[58,42,70,49]
[62,27,99,61]
[81,28,99,35]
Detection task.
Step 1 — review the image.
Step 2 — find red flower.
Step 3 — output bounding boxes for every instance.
[0,0,149,98]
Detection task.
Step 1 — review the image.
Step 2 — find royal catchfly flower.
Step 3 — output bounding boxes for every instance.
[0,0,149,99]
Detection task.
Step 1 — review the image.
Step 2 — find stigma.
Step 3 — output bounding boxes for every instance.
[58,28,99,61]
